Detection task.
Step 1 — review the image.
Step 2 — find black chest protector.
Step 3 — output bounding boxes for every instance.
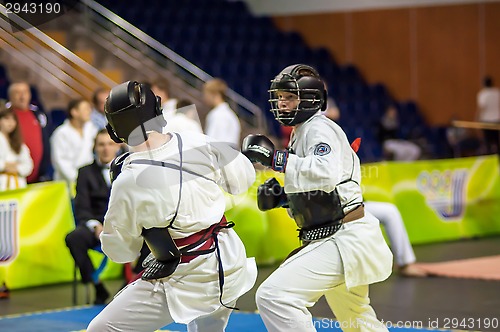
[288,188,344,229]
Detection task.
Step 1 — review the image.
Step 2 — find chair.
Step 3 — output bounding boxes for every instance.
[72,245,108,306]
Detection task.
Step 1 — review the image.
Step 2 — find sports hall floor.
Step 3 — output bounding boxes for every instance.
[1,236,499,331]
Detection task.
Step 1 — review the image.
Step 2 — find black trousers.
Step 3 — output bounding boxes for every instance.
[483,129,500,154]
[65,225,151,283]
[65,225,100,284]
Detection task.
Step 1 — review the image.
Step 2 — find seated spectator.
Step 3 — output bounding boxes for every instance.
[50,99,97,191]
[477,76,500,154]
[90,88,109,130]
[378,105,421,161]
[446,126,481,157]
[203,78,241,147]
[7,82,50,183]
[65,129,120,304]
[0,101,33,191]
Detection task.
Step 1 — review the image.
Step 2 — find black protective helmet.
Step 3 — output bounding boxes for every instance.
[269,64,327,126]
[105,81,165,146]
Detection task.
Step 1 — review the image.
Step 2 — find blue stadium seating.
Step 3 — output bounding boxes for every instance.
[0,64,9,100]
[96,0,438,161]
[49,109,67,134]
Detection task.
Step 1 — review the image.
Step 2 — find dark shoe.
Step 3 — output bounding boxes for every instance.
[94,282,110,305]
[0,283,10,300]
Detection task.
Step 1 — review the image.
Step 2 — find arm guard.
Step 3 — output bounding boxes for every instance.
[141,227,181,280]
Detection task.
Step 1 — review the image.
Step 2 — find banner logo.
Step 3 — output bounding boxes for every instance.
[417,169,468,220]
[0,201,19,264]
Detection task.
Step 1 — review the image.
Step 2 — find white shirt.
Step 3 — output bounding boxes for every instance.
[285,114,392,289]
[100,132,257,323]
[205,102,241,148]
[0,132,33,190]
[164,112,203,134]
[161,102,203,135]
[161,99,178,120]
[50,120,98,185]
[477,87,500,122]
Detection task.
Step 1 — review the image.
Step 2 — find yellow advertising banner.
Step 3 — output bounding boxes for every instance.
[1,156,499,289]
[0,182,120,290]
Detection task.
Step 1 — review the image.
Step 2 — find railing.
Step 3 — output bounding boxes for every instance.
[79,0,265,130]
[0,3,116,100]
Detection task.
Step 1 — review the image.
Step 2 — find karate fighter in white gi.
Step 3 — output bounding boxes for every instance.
[87,81,257,332]
[241,64,393,331]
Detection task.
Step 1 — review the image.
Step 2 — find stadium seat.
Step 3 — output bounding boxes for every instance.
[49,109,67,133]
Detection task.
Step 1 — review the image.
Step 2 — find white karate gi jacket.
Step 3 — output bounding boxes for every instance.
[100,131,257,323]
[284,114,393,289]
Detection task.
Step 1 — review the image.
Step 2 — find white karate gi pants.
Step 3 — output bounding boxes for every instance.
[87,279,236,332]
[256,236,388,332]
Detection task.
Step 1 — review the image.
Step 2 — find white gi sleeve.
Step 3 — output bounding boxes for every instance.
[285,122,346,193]
[17,144,34,177]
[209,140,255,195]
[100,175,145,263]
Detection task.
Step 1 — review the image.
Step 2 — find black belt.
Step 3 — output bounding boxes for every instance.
[299,204,365,241]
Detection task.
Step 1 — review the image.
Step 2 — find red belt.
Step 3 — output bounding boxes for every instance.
[175,216,229,264]
[130,216,230,284]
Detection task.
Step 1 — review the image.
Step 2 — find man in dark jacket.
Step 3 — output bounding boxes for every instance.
[65,129,120,304]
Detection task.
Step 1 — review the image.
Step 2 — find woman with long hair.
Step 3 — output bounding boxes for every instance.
[0,101,34,191]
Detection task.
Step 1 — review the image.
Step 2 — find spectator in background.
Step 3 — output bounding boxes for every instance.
[90,88,109,130]
[477,76,500,154]
[163,98,202,133]
[176,98,202,123]
[150,79,177,119]
[378,105,421,161]
[65,129,120,304]
[50,99,97,191]
[446,126,481,157]
[0,102,33,191]
[203,78,241,147]
[7,82,50,183]
[147,80,203,134]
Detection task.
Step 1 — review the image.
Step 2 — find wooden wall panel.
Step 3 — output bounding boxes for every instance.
[273,13,347,63]
[415,4,480,124]
[350,9,412,101]
[272,3,498,125]
[484,2,500,91]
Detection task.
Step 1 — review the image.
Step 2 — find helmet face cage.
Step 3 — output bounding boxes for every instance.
[268,69,325,126]
[269,73,300,126]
